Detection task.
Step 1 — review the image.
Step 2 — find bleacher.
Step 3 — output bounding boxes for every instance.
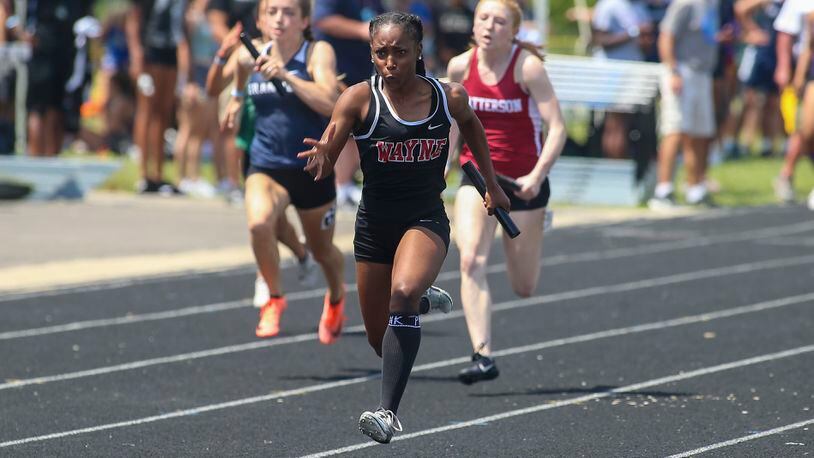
[1,42,124,200]
[544,54,662,206]
[0,156,122,200]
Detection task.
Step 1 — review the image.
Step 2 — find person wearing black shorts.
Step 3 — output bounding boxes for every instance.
[223,0,348,343]
[25,0,90,156]
[299,11,510,443]
[447,0,566,385]
[126,0,186,193]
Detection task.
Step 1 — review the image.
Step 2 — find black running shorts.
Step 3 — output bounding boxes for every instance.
[247,165,336,210]
[460,174,550,211]
[354,207,450,264]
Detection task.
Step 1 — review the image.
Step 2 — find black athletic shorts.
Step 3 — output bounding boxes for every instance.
[26,52,72,112]
[247,165,336,210]
[460,174,551,211]
[354,206,450,264]
[145,47,178,67]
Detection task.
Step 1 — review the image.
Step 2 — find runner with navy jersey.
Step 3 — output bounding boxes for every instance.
[223,0,347,344]
[447,0,566,385]
[299,12,510,443]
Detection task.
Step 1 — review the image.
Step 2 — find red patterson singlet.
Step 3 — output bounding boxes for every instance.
[460,46,542,178]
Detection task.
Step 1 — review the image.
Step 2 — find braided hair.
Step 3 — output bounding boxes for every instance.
[369,12,426,76]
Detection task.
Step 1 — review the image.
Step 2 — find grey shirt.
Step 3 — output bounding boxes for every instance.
[660,0,719,72]
[592,0,650,61]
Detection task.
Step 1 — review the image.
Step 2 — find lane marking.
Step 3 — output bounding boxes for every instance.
[303,345,814,457]
[666,418,814,457]
[2,293,813,446]
[0,287,341,341]
[4,255,814,390]
[0,265,255,302]
[5,220,814,340]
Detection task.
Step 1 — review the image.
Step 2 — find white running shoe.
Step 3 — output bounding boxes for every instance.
[421,285,453,314]
[774,176,795,204]
[297,251,319,287]
[253,276,270,308]
[359,408,402,444]
[647,195,678,211]
[337,183,362,208]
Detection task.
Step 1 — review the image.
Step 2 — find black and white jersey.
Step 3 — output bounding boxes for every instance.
[353,74,453,222]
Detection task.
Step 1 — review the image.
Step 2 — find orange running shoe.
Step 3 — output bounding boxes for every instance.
[256,296,287,338]
[318,292,346,345]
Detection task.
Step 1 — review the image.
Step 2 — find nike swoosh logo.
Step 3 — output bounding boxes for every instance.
[428,124,443,130]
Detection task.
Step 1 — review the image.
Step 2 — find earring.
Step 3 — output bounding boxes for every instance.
[419,55,423,60]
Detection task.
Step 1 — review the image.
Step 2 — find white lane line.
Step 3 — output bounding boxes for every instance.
[0,265,256,302]
[0,300,247,340]
[666,418,814,457]
[2,292,813,447]
[4,255,814,390]
[303,345,814,457]
[7,219,814,340]
[754,237,814,248]
[0,287,341,341]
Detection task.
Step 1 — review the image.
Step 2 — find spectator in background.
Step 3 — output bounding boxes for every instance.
[0,0,10,43]
[174,0,219,198]
[97,7,135,154]
[711,0,739,165]
[731,0,784,159]
[25,0,91,156]
[772,0,814,203]
[792,10,814,209]
[313,0,384,208]
[642,0,672,61]
[393,0,438,75]
[649,0,720,209]
[207,0,258,203]
[434,0,474,71]
[591,0,653,159]
[0,0,15,154]
[126,0,187,194]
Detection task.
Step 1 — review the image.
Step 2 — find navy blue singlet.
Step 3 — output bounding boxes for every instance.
[248,40,328,170]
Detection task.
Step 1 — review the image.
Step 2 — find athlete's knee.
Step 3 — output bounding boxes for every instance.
[248,218,275,240]
[309,242,337,265]
[511,280,537,298]
[388,284,422,314]
[459,251,486,278]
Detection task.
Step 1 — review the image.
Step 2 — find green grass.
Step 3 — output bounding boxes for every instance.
[98,158,219,192]
[96,155,814,207]
[91,152,814,207]
[692,156,814,206]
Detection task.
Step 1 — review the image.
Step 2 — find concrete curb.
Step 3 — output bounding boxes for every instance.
[0,194,699,296]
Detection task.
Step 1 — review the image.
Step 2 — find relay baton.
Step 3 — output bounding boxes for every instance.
[239,31,286,95]
[461,162,521,239]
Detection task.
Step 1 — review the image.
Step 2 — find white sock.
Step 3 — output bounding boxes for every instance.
[685,183,708,204]
[655,182,674,199]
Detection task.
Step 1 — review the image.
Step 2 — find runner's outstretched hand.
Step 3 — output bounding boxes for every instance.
[299,123,337,181]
